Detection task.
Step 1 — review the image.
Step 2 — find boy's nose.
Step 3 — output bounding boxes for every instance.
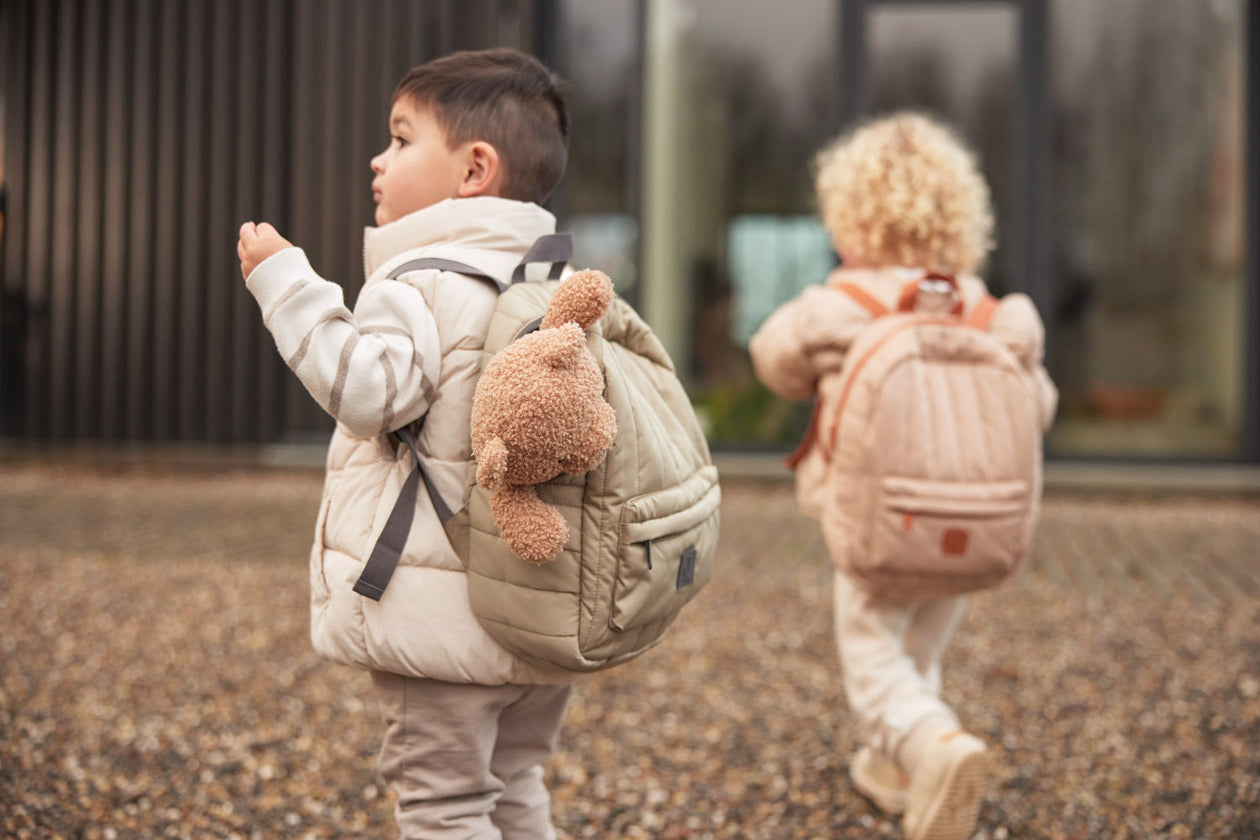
[370,151,386,173]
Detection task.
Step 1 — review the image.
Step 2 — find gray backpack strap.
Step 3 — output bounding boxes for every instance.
[353,427,452,601]
[354,234,573,600]
[509,233,573,286]
[387,257,506,292]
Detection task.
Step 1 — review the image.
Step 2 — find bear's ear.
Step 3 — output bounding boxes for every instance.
[476,436,510,491]
[541,269,613,331]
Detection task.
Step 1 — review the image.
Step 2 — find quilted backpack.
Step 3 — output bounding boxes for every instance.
[354,234,721,672]
[788,272,1043,600]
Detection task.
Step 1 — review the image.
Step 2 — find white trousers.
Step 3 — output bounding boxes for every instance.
[372,672,572,840]
[833,572,967,774]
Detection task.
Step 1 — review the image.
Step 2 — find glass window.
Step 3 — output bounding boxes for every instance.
[1047,0,1246,458]
[866,4,1019,293]
[639,1,1033,449]
[554,1,642,302]
[641,0,841,447]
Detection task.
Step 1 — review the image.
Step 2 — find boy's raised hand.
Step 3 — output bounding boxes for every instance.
[238,221,294,279]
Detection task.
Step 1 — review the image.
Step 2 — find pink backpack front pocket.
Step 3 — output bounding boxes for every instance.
[850,477,1034,600]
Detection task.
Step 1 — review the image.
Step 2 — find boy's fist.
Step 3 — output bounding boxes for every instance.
[238,221,293,279]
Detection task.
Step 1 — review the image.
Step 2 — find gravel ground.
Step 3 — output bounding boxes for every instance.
[1,463,1258,839]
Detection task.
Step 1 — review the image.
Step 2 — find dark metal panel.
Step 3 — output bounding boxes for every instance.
[99,0,134,439]
[2,0,550,443]
[281,0,326,439]
[494,0,529,48]
[532,0,559,71]
[1246,0,1259,462]
[252,0,293,442]
[454,0,490,50]
[125,0,158,439]
[316,1,348,286]
[176,0,209,438]
[72,0,105,437]
[389,0,422,80]
[48,0,83,438]
[0,0,32,435]
[346,0,375,270]
[230,1,264,442]
[203,0,237,440]
[1015,0,1050,314]
[837,0,866,133]
[150,0,185,440]
[428,0,453,58]
[349,0,379,279]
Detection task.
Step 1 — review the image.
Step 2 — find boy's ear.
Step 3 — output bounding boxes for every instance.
[457,141,503,198]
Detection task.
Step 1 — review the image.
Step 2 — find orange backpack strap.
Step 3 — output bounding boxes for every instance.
[786,282,887,469]
[784,402,822,470]
[833,282,890,318]
[968,294,999,329]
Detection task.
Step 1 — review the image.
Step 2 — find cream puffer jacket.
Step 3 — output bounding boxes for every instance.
[749,266,1059,518]
[247,197,570,685]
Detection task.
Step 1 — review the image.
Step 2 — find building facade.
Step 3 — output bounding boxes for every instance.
[2,0,1256,462]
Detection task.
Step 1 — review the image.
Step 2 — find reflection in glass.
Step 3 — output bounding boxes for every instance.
[638,0,842,446]
[555,1,641,298]
[1048,0,1245,457]
[867,6,1018,292]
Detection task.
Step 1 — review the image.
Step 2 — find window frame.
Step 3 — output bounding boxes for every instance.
[838,0,1257,463]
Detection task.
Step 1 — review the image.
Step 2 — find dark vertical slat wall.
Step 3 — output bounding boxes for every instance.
[99,0,131,439]
[0,0,543,442]
[0,0,30,435]
[127,0,158,439]
[203,0,234,441]
[1246,0,1259,462]
[174,0,205,439]
[151,0,183,440]
[47,0,78,437]
[22,0,56,436]
[72,0,104,439]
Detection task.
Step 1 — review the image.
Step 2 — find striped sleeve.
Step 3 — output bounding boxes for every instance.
[246,247,441,437]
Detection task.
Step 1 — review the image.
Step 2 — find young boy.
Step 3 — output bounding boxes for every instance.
[749,113,1057,840]
[237,48,574,840]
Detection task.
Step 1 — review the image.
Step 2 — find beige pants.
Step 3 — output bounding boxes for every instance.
[833,572,967,774]
[372,672,572,840]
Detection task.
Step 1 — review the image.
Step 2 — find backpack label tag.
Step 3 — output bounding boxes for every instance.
[677,547,697,588]
[942,528,969,556]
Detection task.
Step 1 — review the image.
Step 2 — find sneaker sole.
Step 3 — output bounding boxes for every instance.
[911,747,989,840]
[850,749,909,815]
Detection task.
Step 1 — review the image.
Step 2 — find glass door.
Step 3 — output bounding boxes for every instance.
[1045,0,1247,458]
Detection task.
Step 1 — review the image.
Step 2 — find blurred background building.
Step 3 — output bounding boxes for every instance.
[1,0,1256,465]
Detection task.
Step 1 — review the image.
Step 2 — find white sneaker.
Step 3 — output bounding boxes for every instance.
[902,732,989,840]
[850,746,910,814]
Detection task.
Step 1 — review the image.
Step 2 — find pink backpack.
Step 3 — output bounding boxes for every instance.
[788,273,1043,600]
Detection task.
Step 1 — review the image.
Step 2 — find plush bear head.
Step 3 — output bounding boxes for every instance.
[470,269,618,564]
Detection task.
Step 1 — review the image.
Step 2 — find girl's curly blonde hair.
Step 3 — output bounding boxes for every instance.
[814,112,993,275]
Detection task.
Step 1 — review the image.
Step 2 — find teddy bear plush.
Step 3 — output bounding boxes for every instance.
[470,269,619,564]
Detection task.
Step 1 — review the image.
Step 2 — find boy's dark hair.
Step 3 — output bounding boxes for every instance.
[394,48,569,204]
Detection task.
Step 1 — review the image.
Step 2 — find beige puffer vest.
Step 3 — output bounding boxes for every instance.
[258,198,575,685]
